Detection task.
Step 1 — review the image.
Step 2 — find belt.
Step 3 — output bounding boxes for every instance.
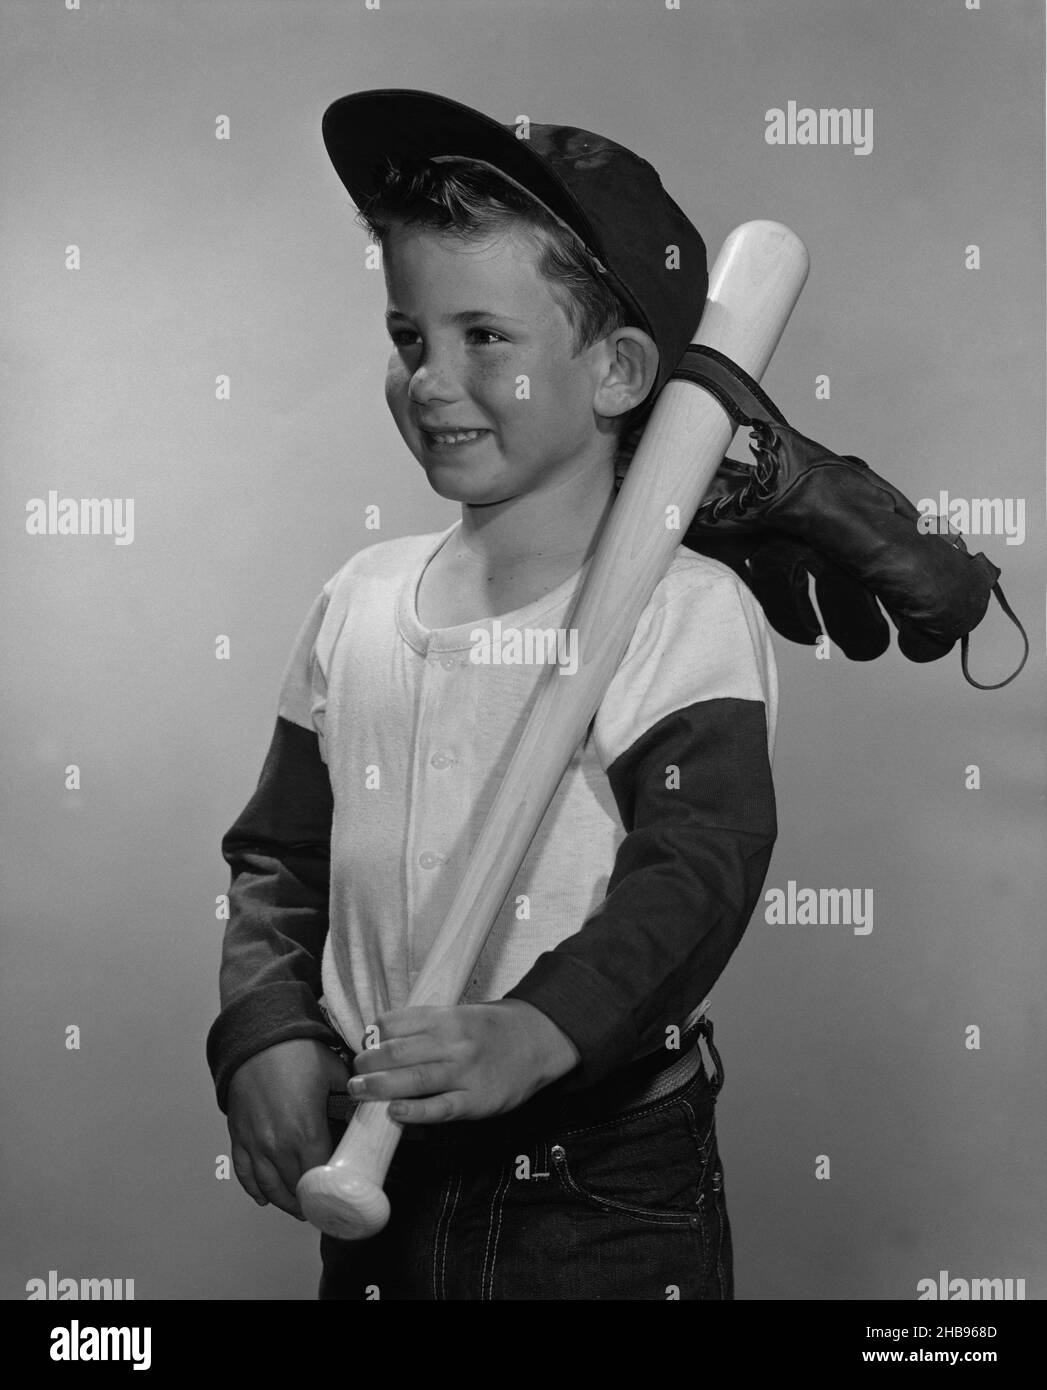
[326,1014,723,1132]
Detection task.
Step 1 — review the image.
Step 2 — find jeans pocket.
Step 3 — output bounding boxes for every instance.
[549,1088,716,1228]
[551,1142,705,1229]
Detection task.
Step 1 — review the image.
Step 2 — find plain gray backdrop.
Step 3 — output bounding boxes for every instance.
[2,0,1044,1300]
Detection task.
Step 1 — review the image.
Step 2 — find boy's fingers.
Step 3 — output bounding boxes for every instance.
[372,1005,455,1040]
[352,1032,453,1076]
[388,1092,467,1125]
[230,1144,269,1207]
[253,1154,306,1221]
[350,1061,457,1101]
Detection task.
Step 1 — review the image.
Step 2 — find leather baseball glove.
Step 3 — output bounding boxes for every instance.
[636,345,1027,690]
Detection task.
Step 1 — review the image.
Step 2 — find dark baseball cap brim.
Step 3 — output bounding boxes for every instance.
[321,89,653,338]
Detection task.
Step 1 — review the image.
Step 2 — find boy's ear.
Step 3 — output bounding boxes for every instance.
[593,327,660,420]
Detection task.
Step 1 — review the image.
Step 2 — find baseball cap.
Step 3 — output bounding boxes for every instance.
[321,89,707,404]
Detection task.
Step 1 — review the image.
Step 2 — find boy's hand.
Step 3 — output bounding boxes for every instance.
[225,1039,350,1220]
[349,1000,581,1123]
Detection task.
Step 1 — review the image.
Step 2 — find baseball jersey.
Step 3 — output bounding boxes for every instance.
[207,521,778,1108]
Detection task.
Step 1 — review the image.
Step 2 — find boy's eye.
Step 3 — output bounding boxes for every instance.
[387,326,507,348]
[465,327,506,346]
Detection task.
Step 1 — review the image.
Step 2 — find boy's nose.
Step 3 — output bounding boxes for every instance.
[408,358,459,405]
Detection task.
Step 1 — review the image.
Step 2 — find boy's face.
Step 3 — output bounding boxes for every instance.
[381,222,617,506]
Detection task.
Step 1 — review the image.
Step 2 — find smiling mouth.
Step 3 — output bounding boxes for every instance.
[421,427,489,448]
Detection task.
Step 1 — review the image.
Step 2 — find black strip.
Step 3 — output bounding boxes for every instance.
[206,716,338,1112]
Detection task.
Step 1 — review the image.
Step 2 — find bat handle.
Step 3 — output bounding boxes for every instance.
[297,1100,401,1239]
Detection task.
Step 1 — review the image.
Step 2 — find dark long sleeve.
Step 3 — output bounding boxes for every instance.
[505,564,778,1090]
[205,715,341,1113]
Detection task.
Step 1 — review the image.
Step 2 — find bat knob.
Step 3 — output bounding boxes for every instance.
[296,1165,392,1240]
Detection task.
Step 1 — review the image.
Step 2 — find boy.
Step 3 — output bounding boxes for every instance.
[207,89,778,1300]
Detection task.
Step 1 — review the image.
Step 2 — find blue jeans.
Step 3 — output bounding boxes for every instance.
[319,1017,733,1301]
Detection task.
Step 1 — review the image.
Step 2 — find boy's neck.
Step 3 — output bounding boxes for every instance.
[452,455,618,577]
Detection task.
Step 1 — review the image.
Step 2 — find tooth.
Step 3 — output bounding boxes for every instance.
[432,429,480,443]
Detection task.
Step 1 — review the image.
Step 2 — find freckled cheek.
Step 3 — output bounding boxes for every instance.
[468,355,538,430]
[385,359,412,418]
[509,363,591,443]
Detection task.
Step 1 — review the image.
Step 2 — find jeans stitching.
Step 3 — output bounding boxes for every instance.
[479,1159,513,1301]
[431,1175,451,1301]
[679,1097,714,1149]
[432,1171,462,1301]
[679,1098,717,1186]
[442,1173,464,1298]
[680,1095,726,1295]
[712,1167,728,1297]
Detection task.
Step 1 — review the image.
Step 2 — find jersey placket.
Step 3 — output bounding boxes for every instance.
[405,640,472,987]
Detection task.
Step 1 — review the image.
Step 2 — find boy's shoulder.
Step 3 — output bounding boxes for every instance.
[614,543,773,683]
[651,544,760,617]
[594,544,776,766]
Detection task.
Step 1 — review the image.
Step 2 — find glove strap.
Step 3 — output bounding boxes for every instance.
[960,582,1029,689]
[670,343,789,429]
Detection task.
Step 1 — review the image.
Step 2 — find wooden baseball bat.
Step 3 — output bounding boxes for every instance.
[297,219,810,1239]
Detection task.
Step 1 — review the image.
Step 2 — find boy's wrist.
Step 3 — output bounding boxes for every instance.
[493,998,581,1087]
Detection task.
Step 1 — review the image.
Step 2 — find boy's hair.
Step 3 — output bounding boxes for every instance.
[357,157,631,358]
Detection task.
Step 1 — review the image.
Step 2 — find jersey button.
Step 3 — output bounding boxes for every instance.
[418,851,446,870]
[429,752,455,769]
[440,656,457,671]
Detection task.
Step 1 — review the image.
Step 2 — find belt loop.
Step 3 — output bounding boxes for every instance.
[697,1015,726,1096]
